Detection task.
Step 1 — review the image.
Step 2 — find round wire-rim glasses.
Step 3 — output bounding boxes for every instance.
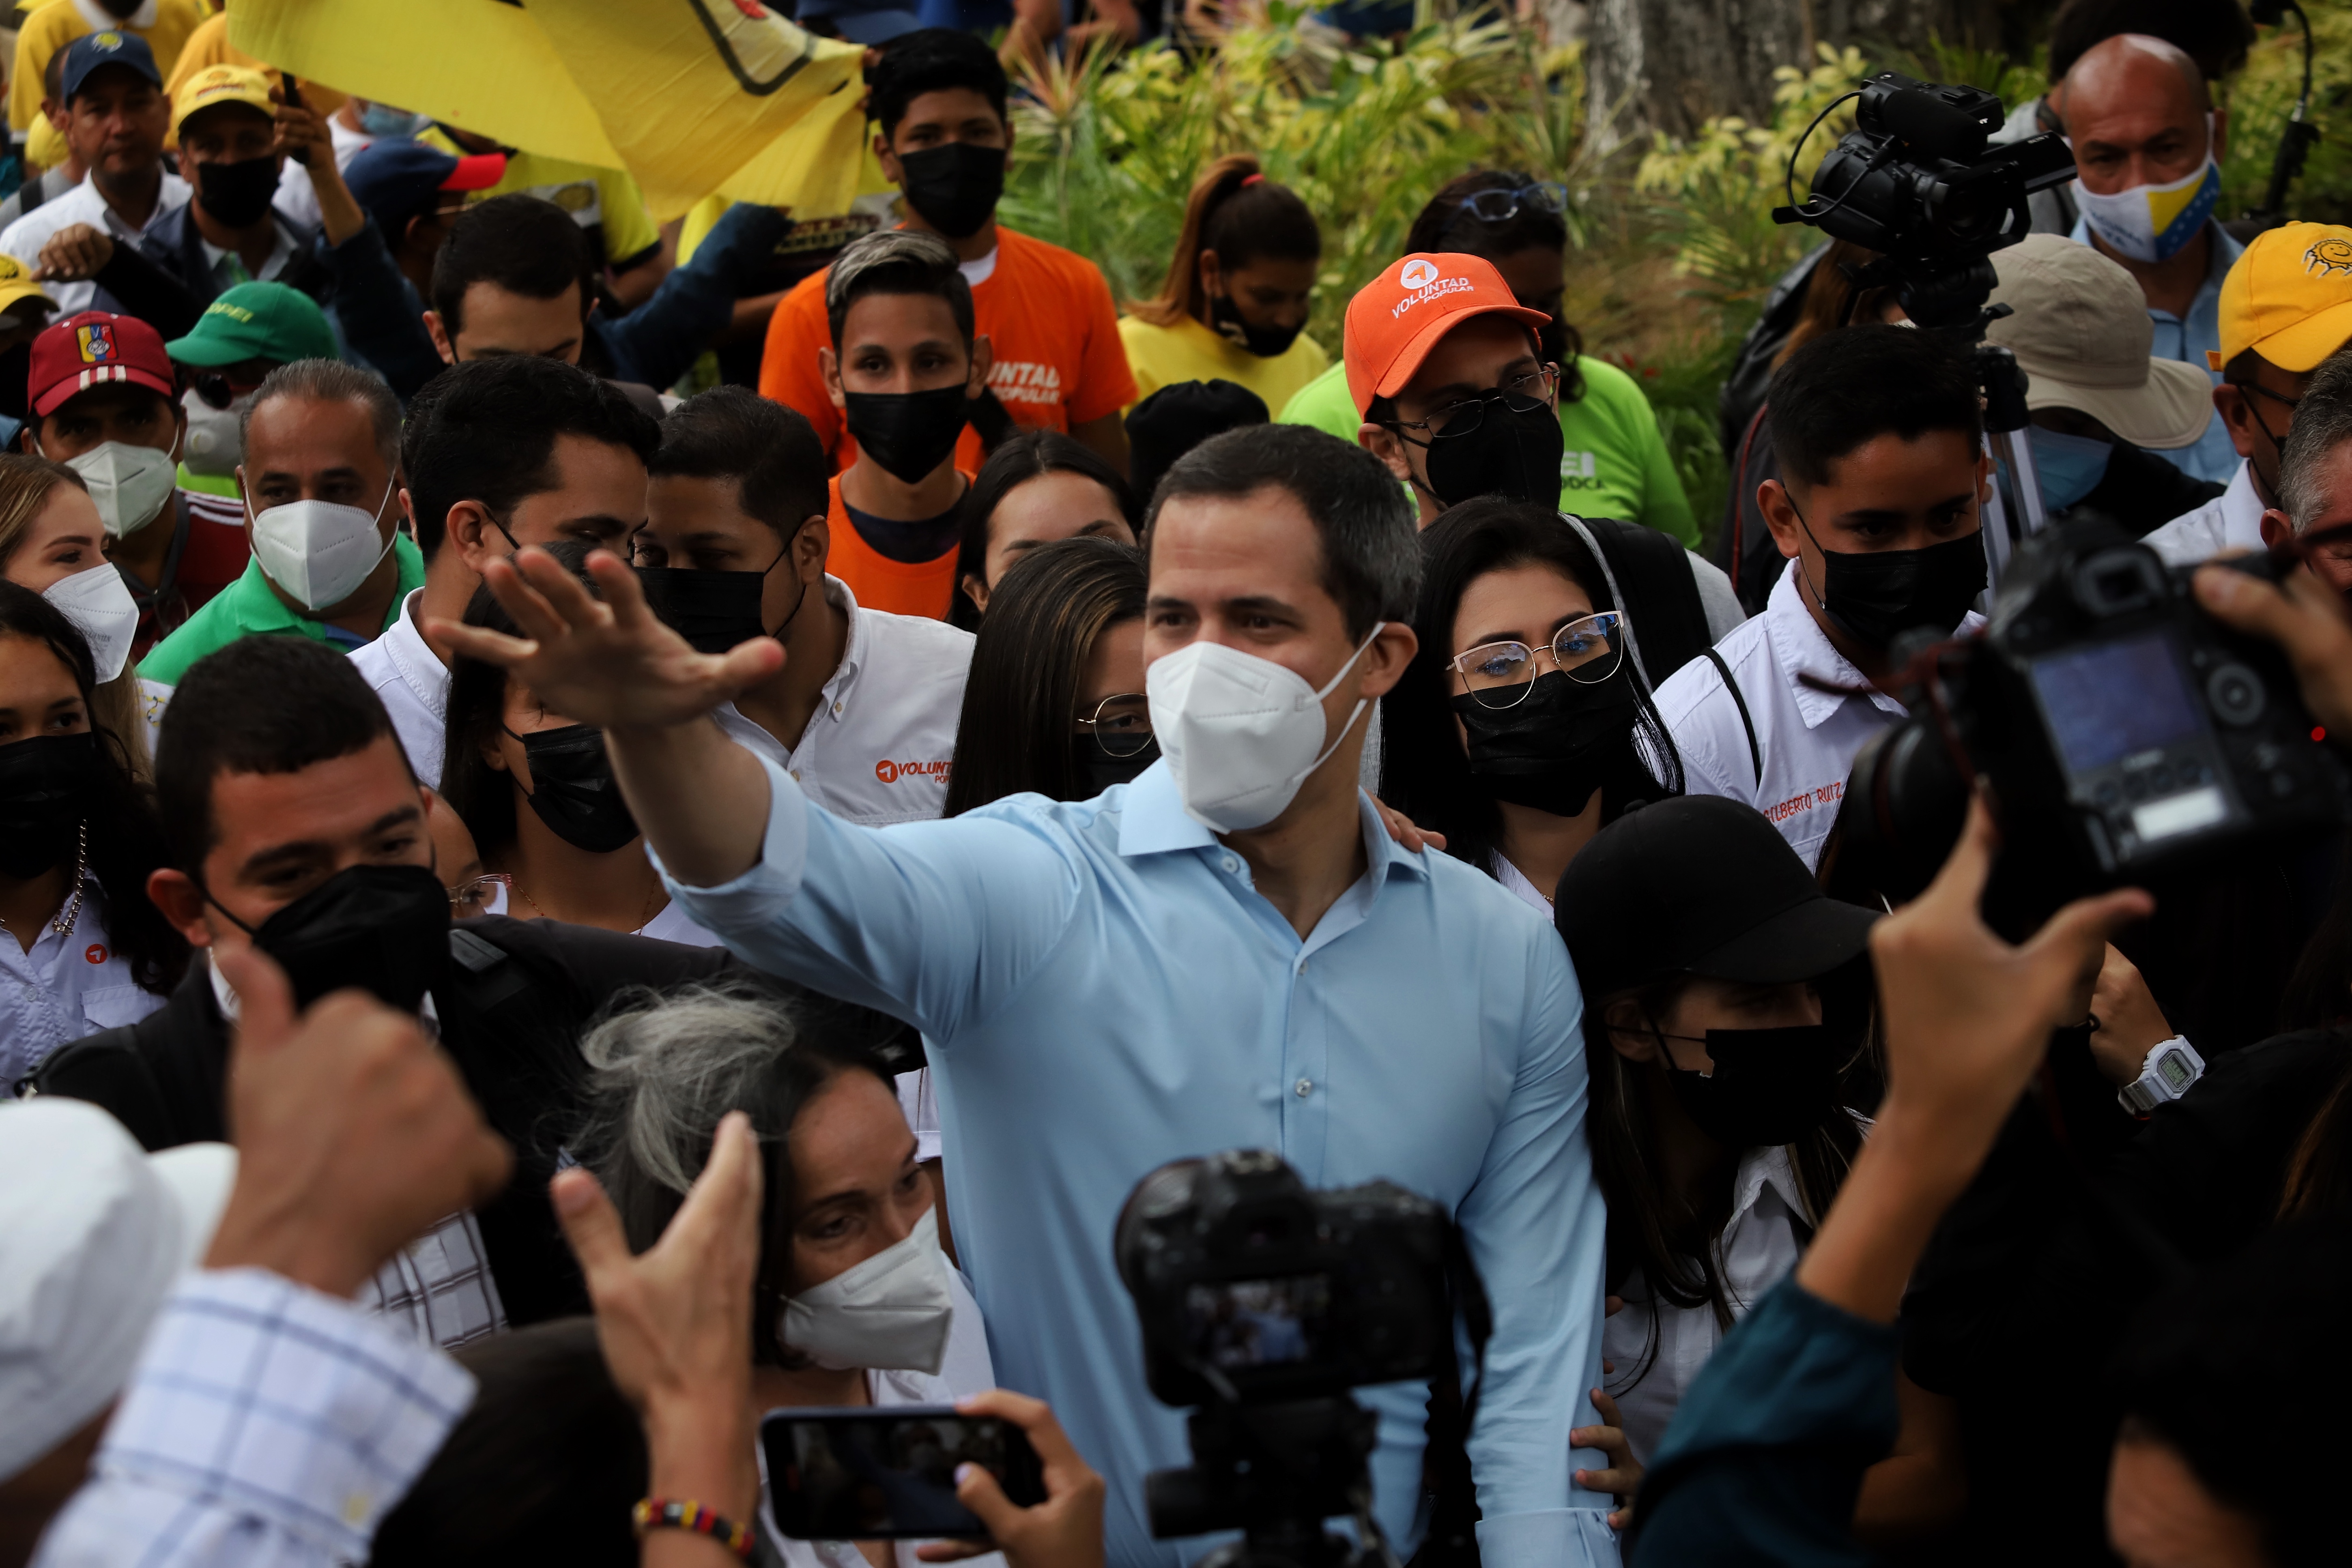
[1448,611,1629,709]
[1076,693,1155,758]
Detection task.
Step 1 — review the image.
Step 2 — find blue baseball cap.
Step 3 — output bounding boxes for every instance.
[342,140,506,237]
[59,30,161,103]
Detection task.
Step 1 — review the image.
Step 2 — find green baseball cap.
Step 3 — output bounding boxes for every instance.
[164,283,340,369]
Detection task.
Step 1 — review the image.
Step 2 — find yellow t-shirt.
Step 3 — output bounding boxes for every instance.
[1116,310,1329,417]
[418,128,661,270]
[11,0,211,133]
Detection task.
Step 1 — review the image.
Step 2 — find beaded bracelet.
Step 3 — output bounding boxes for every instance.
[631,1497,755,1562]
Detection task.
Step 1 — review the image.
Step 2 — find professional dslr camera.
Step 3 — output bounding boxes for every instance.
[1115,1150,1455,1568]
[1776,71,2075,329]
[1839,521,2352,930]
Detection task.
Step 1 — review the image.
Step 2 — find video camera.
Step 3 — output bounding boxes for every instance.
[1776,72,2074,330]
[1838,521,2352,932]
[1115,1150,1457,1568]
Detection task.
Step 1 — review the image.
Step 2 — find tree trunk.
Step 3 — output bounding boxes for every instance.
[1586,0,2002,146]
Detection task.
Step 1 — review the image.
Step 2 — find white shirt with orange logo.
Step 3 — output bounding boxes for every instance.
[0,879,164,1093]
[1654,559,1983,870]
[714,575,972,829]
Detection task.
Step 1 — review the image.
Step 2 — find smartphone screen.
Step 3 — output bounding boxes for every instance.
[761,1405,1045,1541]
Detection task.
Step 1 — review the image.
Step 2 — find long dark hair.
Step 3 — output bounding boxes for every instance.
[440,541,607,863]
[1584,973,1865,1388]
[944,536,1146,815]
[951,430,1134,630]
[1406,169,1584,403]
[0,582,184,992]
[1127,153,1321,329]
[1378,499,1681,881]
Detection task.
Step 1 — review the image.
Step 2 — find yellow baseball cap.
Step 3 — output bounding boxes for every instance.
[2208,222,2352,374]
[0,253,56,318]
[171,64,275,142]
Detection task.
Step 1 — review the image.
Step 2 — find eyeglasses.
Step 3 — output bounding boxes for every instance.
[2240,381,2304,412]
[1076,693,1154,757]
[1453,180,1569,225]
[1448,611,1629,708]
[448,872,510,919]
[1383,367,1557,447]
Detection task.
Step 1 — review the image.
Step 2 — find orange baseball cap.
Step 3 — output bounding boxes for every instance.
[1343,252,1552,416]
[2208,222,2352,374]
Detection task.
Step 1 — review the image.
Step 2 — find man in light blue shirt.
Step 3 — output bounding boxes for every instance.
[2061,32,2244,485]
[437,424,1618,1567]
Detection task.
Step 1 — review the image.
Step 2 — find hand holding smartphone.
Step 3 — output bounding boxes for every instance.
[763,1406,1047,1542]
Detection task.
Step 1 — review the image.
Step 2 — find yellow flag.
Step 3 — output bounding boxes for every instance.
[229,0,871,222]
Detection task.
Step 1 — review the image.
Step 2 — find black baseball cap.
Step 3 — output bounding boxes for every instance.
[59,30,160,103]
[1126,378,1268,507]
[1556,796,1879,1002]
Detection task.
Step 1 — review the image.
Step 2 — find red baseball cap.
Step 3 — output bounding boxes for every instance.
[1343,252,1552,417]
[29,311,175,418]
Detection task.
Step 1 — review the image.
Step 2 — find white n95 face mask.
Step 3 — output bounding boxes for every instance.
[180,386,250,478]
[1146,625,1384,833]
[778,1206,955,1374]
[65,442,178,538]
[2073,118,2221,265]
[247,479,398,612]
[43,564,140,683]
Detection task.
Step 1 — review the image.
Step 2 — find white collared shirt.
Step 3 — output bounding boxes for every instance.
[349,589,451,787]
[2141,460,2266,569]
[1602,1143,1812,1464]
[195,213,301,293]
[0,881,161,1093]
[1654,559,1984,869]
[0,169,192,314]
[74,0,157,27]
[715,576,972,828]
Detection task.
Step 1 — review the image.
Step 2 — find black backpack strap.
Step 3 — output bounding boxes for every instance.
[1565,514,1715,684]
[1704,647,1763,787]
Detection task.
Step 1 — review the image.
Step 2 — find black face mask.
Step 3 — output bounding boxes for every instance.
[0,732,97,879]
[1797,509,1987,650]
[1662,1023,1845,1148]
[638,537,807,656]
[897,143,1005,241]
[196,155,282,228]
[1208,292,1302,359]
[511,723,641,853]
[1078,732,1159,795]
[844,385,970,486]
[229,863,451,1013]
[1421,395,1564,509]
[1451,669,1639,818]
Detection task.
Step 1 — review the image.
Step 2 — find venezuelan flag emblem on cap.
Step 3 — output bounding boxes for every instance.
[75,322,116,364]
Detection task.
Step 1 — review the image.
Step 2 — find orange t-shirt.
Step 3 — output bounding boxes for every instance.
[825,475,968,622]
[759,226,1137,474]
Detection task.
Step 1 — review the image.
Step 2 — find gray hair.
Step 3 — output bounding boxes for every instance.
[1144,422,1420,640]
[2279,350,2352,533]
[240,357,404,472]
[824,228,974,350]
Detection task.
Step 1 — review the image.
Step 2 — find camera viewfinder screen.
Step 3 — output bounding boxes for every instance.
[1184,1273,1332,1370]
[2029,634,2202,775]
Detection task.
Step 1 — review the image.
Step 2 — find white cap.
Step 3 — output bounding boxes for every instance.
[0,1100,236,1481]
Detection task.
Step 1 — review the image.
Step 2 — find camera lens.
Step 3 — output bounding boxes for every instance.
[2207,664,2266,726]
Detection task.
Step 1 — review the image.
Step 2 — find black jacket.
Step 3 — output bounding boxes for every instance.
[32,915,740,1325]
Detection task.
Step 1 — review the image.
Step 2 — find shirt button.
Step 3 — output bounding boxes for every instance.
[1294,1078,1314,1098]
[789,769,801,782]
[1221,855,1239,873]
[832,701,843,716]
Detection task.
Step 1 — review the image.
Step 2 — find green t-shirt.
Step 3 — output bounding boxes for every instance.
[1276,354,1698,547]
[139,532,428,685]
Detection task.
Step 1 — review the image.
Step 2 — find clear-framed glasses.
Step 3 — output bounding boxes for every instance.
[1383,366,1557,447]
[1075,693,1154,757]
[1456,180,1570,225]
[1448,611,1629,709]
[448,872,511,919]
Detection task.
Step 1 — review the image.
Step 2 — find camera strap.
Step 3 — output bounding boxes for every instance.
[1703,648,1763,786]
[1408,1224,1494,1564]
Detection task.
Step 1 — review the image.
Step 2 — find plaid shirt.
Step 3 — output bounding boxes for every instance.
[357,1213,507,1351]
[31,1269,474,1568]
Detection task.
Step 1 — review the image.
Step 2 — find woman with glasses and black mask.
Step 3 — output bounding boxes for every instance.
[440,542,720,946]
[944,535,1152,814]
[1379,498,1682,913]
[1279,170,1699,548]
[0,581,184,1093]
